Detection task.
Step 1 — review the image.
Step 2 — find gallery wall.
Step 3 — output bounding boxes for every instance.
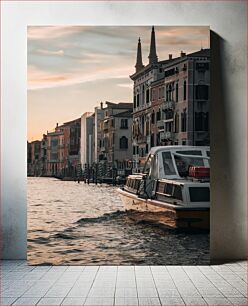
[1,1,247,261]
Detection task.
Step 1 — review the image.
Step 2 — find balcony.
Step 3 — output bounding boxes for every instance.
[157,120,165,130]
[162,101,175,110]
[137,135,147,144]
[160,131,173,140]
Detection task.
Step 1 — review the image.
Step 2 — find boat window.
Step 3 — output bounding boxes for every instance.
[176,150,202,156]
[164,183,182,201]
[174,153,204,177]
[173,185,183,201]
[162,152,176,175]
[165,183,173,195]
[189,187,210,202]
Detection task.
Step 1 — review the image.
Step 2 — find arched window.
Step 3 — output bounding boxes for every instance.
[146,88,150,103]
[176,83,179,102]
[120,136,128,149]
[174,113,179,133]
[183,80,187,100]
[181,109,187,132]
[151,110,155,124]
[156,108,161,121]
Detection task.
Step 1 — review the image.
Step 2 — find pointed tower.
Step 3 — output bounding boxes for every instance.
[148,26,158,65]
[135,37,144,73]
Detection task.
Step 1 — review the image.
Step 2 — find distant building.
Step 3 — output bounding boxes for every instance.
[131,26,210,170]
[46,118,81,177]
[27,140,42,176]
[99,101,133,169]
[94,103,105,162]
[80,112,94,167]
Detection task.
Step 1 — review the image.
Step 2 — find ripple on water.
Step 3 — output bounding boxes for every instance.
[28,177,209,265]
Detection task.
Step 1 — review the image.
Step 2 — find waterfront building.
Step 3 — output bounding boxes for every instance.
[131,26,210,170]
[27,140,42,176]
[94,102,105,163]
[46,118,81,177]
[99,101,133,170]
[46,126,64,176]
[80,112,94,167]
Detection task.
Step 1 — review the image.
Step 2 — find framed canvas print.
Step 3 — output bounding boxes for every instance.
[27,25,210,265]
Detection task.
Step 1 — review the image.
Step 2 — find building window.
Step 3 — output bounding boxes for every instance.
[146,89,149,103]
[134,96,136,109]
[120,119,128,129]
[137,94,140,107]
[183,80,187,100]
[152,89,156,101]
[174,113,179,133]
[169,84,173,101]
[161,86,165,98]
[176,83,179,102]
[195,112,209,131]
[111,119,115,128]
[145,144,149,154]
[151,111,155,124]
[195,84,209,100]
[120,136,128,149]
[151,134,154,147]
[181,109,187,132]
[156,108,161,121]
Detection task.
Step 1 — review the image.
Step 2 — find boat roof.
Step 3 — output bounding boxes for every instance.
[149,145,210,155]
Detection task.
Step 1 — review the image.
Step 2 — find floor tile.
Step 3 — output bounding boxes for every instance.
[84,297,114,305]
[66,266,85,272]
[115,287,137,298]
[160,297,185,305]
[182,297,207,305]
[138,297,161,305]
[0,297,18,306]
[115,297,138,305]
[157,288,180,298]
[37,297,64,305]
[67,285,91,297]
[44,285,72,297]
[137,287,158,298]
[228,297,248,305]
[203,297,233,305]
[61,297,86,305]
[12,297,41,305]
[88,287,115,298]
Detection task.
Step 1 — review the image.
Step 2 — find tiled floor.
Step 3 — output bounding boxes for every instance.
[1,260,247,305]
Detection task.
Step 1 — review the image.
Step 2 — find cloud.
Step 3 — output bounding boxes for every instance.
[27,26,84,40]
[36,49,65,56]
[117,83,133,89]
[27,63,132,90]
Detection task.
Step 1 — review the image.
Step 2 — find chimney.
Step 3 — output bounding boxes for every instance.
[180,51,186,57]
[100,101,103,109]
[56,123,58,128]
[169,54,173,60]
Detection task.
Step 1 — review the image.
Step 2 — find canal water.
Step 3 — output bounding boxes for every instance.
[28,177,209,265]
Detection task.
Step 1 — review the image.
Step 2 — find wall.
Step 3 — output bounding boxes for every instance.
[1,1,246,261]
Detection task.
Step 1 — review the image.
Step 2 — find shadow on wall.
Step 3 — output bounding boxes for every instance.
[210,31,247,263]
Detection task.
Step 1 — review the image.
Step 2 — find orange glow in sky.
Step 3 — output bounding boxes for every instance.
[28,26,209,141]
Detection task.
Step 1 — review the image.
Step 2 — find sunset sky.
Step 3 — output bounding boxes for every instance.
[27,26,209,141]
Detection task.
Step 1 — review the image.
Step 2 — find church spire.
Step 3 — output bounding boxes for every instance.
[135,37,144,72]
[148,26,158,65]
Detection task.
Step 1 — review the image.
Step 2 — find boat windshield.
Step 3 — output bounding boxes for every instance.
[173,151,205,177]
[162,152,177,175]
